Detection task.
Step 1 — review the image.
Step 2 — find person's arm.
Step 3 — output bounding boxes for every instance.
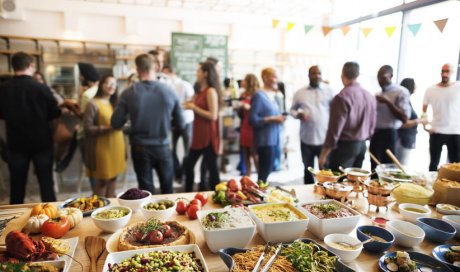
[190,87,219,121]
[290,91,303,119]
[376,94,408,123]
[172,96,185,130]
[84,101,110,135]
[111,90,129,129]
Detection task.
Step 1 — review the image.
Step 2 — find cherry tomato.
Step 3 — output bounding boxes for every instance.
[148,230,163,244]
[186,204,201,220]
[189,199,202,207]
[135,231,146,242]
[194,193,208,206]
[176,200,189,215]
[42,217,70,238]
[161,224,172,238]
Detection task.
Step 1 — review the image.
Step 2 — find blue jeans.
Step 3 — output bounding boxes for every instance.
[8,148,56,204]
[257,146,277,183]
[131,144,173,194]
[300,143,322,184]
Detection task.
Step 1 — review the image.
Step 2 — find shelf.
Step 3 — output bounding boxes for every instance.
[0,49,41,56]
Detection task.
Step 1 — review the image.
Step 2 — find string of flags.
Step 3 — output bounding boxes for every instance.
[272,18,450,38]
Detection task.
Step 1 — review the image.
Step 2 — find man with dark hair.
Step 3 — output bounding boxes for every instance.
[370,65,411,169]
[0,52,80,204]
[319,62,376,170]
[111,54,185,194]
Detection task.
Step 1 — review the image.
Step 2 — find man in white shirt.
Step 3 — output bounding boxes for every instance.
[423,63,460,171]
[291,66,334,184]
[162,65,195,181]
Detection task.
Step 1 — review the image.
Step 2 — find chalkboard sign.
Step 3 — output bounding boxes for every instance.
[171,32,228,84]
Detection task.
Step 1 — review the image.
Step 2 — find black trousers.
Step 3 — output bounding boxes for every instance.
[185,144,220,192]
[429,133,460,171]
[172,123,192,180]
[369,128,397,170]
[300,142,322,184]
[257,146,277,183]
[329,140,366,171]
[8,148,56,204]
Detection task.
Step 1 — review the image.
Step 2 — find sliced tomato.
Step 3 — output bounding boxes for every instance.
[161,224,172,238]
[42,217,70,238]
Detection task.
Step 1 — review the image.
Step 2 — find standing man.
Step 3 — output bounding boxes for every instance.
[291,66,334,184]
[162,65,195,182]
[423,63,460,171]
[319,62,376,170]
[0,52,80,204]
[111,54,184,194]
[370,65,411,169]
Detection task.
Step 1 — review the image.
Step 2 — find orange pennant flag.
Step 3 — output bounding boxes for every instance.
[361,27,373,38]
[272,19,280,29]
[341,26,351,36]
[287,22,295,31]
[434,18,448,33]
[385,26,397,37]
[322,26,333,37]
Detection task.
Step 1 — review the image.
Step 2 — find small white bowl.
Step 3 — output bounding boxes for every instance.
[248,203,309,243]
[386,219,425,247]
[116,189,151,212]
[442,215,460,238]
[399,203,431,223]
[141,199,176,222]
[197,208,256,253]
[324,233,363,263]
[91,206,132,233]
[437,204,460,215]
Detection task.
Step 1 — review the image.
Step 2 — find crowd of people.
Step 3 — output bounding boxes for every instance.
[0,50,459,204]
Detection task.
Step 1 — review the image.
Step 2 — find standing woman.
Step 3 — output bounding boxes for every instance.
[84,75,126,197]
[250,68,286,183]
[184,62,222,192]
[239,74,260,175]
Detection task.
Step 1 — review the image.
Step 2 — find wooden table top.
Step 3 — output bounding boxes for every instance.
[0,185,454,272]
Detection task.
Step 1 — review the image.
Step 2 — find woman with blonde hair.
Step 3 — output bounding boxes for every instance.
[239,74,260,175]
[249,68,286,183]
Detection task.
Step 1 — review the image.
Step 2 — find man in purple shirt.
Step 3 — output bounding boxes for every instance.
[318,62,377,170]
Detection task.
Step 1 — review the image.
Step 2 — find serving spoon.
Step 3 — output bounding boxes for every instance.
[336,238,373,250]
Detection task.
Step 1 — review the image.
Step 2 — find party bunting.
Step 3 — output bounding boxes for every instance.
[361,28,373,38]
[434,18,448,33]
[322,26,333,37]
[385,26,397,37]
[407,23,422,36]
[304,25,314,35]
[272,19,280,29]
[341,26,351,36]
[287,22,295,31]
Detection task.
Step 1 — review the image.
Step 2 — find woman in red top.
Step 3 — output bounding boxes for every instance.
[183,62,222,192]
[239,74,259,175]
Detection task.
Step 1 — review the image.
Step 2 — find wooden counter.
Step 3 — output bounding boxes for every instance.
[0,185,453,272]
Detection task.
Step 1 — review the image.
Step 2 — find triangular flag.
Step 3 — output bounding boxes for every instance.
[361,28,373,38]
[287,22,295,31]
[434,18,448,33]
[322,26,333,37]
[407,23,422,36]
[385,26,397,37]
[272,19,280,29]
[341,26,351,36]
[304,25,314,35]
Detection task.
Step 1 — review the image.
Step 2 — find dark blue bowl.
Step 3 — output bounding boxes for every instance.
[357,225,394,253]
[417,217,456,243]
[379,251,453,272]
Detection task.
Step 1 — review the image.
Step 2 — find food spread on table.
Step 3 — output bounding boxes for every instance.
[251,203,305,223]
[384,251,417,272]
[302,202,355,219]
[62,195,107,212]
[200,208,253,230]
[0,262,63,272]
[444,246,460,267]
[438,204,460,211]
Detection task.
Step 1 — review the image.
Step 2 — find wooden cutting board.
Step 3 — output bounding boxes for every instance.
[0,208,30,245]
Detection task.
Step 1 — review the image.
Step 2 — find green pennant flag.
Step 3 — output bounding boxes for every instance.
[408,23,422,36]
[304,25,314,35]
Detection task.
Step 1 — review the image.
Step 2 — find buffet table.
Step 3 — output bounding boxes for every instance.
[0,185,452,272]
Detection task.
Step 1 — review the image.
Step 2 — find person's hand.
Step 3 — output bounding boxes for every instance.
[182,101,196,110]
[296,112,310,122]
[376,95,390,104]
[242,103,251,110]
[272,115,286,124]
[318,154,327,169]
[62,99,81,117]
[418,117,429,126]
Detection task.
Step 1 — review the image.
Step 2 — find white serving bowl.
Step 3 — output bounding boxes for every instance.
[248,203,309,243]
[442,215,460,238]
[197,208,256,253]
[116,189,151,212]
[141,199,176,222]
[299,200,361,239]
[386,219,425,248]
[398,203,431,223]
[436,204,460,215]
[324,233,363,262]
[91,206,132,233]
